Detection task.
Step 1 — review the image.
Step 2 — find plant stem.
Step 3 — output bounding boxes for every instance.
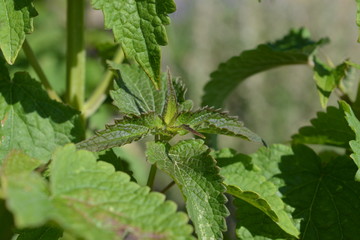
[83,47,125,117]
[66,0,86,113]
[146,164,157,189]
[161,181,175,193]
[22,40,62,102]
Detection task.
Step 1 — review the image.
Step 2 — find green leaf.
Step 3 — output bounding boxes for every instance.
[175,107,262,142]
[313,58,349,108]
[2,145,195,240]
[0,72,82,164]
[215,148,299,239]
[251,144,360,239]
[234,199,295,240]
[91,0,176,88]
[202,28,327,108]
[76,112,163,152]
[356,0,360,42]
[0,0,38,64]
[278,145,360,239]
[292,104,354,148]
[110,62,166,116]
[16,226,63,240]
[1,151,52,227]
[146,140,228,240]
[340,101,360,180]
[162,70,179,126]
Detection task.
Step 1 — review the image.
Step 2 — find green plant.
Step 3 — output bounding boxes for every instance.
[1,1,360,240]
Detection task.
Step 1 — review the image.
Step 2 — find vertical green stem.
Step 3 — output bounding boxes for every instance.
[146,164,157,189]
[66,0,86,113]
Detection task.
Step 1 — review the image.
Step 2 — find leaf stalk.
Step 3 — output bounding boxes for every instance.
[22,40,62,102]
[83,47,125,117]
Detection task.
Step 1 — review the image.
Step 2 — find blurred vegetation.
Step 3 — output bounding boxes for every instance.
[8,0,360,206]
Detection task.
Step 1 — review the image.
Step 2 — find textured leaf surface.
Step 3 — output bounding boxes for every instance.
[76,112,163,152]
[340,101,360,180]
[313,58,348,108]
[215,148,299,239]
[91,0,176,88]
[146,140,228,240]
[252,144,360,240]
[175,107,261,142]
[202,28,326,108]
[110,63,166,116]
[292,104,354,148]
[0,0,38,64]
[110,63,190,116]
[0,72,82,164]
[2,145,194,240]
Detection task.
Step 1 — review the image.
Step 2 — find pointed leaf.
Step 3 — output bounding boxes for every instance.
[110,63,166,116]
[215,148,299,239]
[76,112,163,152]
[0,72,82,164]
[162,70,178,125]
[175,107,261,142]
[313,58,349,108]
[0,0,38,64]
[110,63,190,116]
[2,145,195,240]
[340,101,360,180]
[292,104,354,148]
[146,140,228,240]
[202,28,327,108]
[91,0,176,88]
[252,144,360,240]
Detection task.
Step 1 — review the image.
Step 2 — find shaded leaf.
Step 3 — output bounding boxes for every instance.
[175,107,261,142]
[91,0,176,88]
[0,72,83,164]
[146,140,228,240]
[2,145,195,240]
[215,148,299,239]
[340,101,360,180]
[76,112,163,152]
[16,226,63,240]
[0,0,38,64]
[313,58,349,108]
[251,144,360,240]
[292,104,354,148]
[202,28,327,108]
[278,145,360,239]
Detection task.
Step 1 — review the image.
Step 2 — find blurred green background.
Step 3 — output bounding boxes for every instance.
[9,0,360,207]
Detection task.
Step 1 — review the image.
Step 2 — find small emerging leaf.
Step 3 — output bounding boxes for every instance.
[162,70,179,125]
[312,58,349,108]
[146,140,229,240]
